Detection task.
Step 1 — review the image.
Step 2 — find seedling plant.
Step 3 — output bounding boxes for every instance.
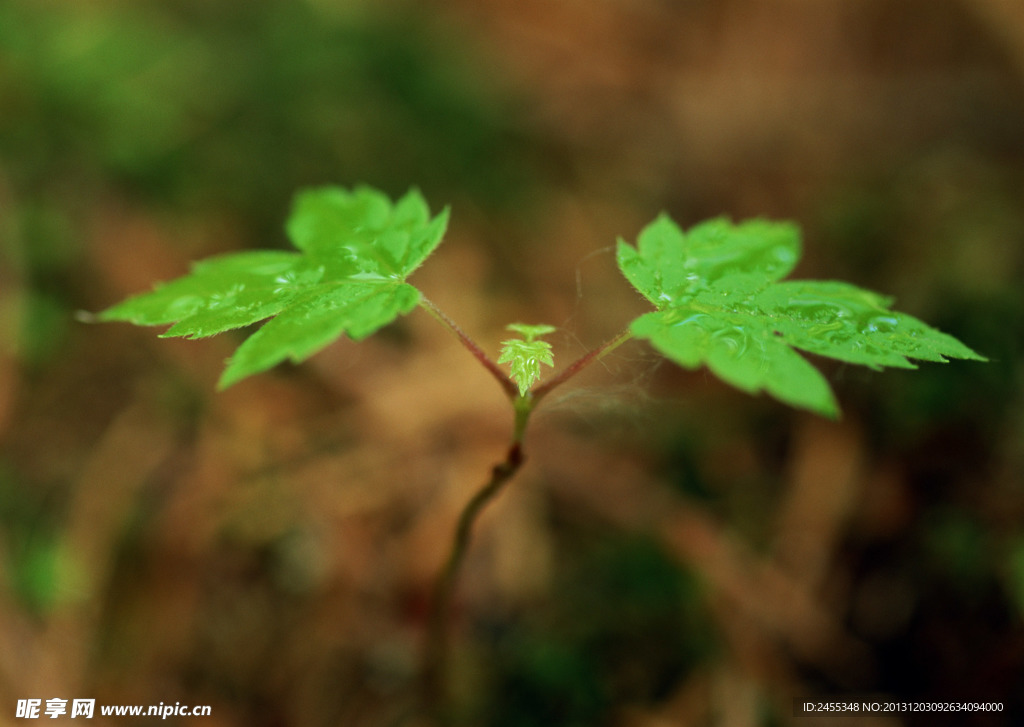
[96,185,985,720]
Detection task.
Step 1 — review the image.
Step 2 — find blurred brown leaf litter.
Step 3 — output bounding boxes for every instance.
[2,0,1023,725]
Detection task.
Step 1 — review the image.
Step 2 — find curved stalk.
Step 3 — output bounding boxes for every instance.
[419,296,518,397]
[421,403,530,721]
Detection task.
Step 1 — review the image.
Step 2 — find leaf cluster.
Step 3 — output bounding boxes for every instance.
[616,216,985,416]
[100,187,447,388]
[99,185,984,416]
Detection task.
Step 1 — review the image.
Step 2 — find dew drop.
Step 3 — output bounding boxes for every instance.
[861,315,899,334]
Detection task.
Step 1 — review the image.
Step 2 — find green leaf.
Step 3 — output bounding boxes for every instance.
[505,323,556,342]
[618,216,986,417]
[99,186,449,387]
[498,324,556,396]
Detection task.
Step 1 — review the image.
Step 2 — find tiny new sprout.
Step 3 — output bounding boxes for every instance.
[498,323,557,396]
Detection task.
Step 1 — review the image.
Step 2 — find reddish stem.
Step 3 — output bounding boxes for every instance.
[421,440,524,720]
[531,327,632,403]
[419,297,518,398]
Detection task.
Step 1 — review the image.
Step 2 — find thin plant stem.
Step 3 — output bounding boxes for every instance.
[422,431,526,721]
[419,296,518,397]
[532,327,633,403]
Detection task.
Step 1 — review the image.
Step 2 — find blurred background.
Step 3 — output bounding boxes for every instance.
[1,0,1022,725]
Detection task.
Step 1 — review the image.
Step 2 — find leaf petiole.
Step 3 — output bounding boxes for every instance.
[418,296,518,397]
[532,327,633,403]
